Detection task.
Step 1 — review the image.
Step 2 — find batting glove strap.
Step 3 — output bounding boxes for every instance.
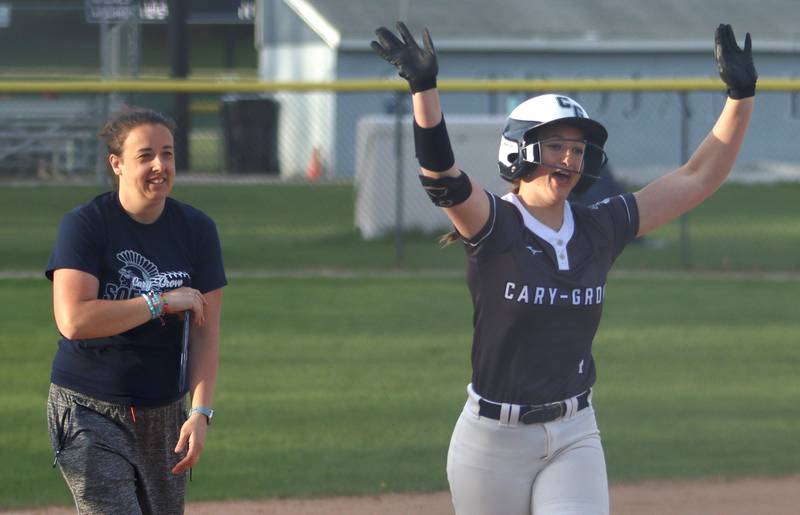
[726,85,756,100]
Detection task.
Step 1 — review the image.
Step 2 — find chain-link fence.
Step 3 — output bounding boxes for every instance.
[1,80,799,270]
[5,82,800,179]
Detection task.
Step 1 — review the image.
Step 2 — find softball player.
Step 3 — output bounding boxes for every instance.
[372,23,756,515]
[46,108,226,514]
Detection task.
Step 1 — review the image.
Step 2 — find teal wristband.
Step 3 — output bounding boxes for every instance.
[141,293,156,319]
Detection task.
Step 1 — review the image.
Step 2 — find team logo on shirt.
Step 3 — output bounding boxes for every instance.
[102,250,190,300]
[588,197,613,210]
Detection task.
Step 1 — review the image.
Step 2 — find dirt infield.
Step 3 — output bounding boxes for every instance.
[3,475,798,514]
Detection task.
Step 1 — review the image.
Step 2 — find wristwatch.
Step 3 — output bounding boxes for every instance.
[189,405,214,425]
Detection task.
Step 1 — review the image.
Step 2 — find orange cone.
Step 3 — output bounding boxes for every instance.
[305,147,322,182]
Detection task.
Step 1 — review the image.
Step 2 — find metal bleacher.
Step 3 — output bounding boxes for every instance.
[0,96,113,179]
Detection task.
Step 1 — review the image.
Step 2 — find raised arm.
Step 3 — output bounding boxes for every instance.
[372,23,489,239]
[53,268,207,339]
[634,24,757,236]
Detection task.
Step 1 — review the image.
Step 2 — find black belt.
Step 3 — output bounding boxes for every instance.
[478,390,590,424]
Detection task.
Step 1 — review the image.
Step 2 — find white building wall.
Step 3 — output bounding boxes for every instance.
[259,44,337,179]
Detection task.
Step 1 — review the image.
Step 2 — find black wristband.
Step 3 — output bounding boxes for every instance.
[727,85,755,100]
[413,116,455,172]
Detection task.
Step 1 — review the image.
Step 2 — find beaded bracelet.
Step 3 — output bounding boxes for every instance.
[149,290,162,317]
[141,292,157,319]
[142,290,167,320]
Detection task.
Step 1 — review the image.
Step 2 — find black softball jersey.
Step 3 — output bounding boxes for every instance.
[463,191,639,405]
[45,192,227,406]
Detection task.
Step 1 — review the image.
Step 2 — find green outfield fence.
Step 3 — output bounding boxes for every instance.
[1,77,799,271]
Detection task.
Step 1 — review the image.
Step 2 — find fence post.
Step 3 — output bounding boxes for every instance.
[393,91,406,268]
[679,91,692,268]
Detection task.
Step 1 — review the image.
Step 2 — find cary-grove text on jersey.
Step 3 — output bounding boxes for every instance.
[503,282,605,306]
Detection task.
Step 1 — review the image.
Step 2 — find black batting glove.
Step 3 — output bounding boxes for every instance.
[714,24,757,99]
[371,22,438,94]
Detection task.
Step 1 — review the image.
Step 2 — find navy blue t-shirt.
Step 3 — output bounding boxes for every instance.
[45,192,227,406]
[463,191,639,405]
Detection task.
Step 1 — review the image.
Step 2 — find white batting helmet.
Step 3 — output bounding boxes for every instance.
[498,94,608,193]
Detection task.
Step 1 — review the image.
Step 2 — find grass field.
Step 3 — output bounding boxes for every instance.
[1,275,798,508]
[0,182,799,273]
[0,183,798,508]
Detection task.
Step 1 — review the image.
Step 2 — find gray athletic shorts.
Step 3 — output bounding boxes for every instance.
[47,383,188,515]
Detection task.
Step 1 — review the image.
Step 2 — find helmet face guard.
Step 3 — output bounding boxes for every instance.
[519,136,608,176]
[498,95,609,194]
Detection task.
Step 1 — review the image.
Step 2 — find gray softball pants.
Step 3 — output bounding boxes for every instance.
[47,384,188,515]
[447,384,609,515]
